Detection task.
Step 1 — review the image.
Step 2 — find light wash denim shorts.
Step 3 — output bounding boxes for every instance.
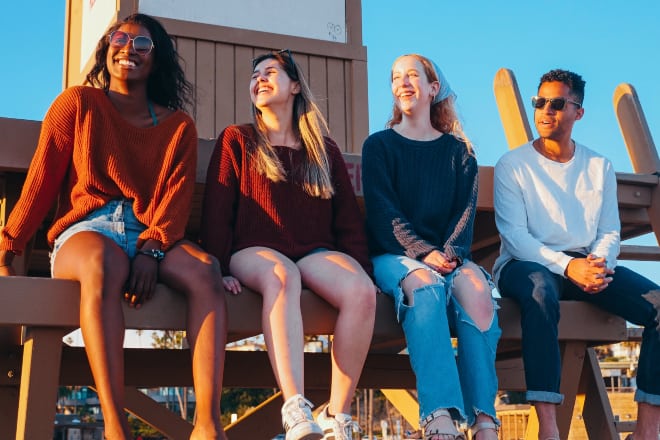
[50,199,146,274]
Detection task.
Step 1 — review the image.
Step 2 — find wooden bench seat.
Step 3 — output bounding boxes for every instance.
[0,276,627,438]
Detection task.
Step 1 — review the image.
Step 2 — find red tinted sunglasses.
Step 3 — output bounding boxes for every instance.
[109,30,154,55]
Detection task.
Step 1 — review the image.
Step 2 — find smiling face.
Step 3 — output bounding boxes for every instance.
[534,81,584,142]
[106,23,154,89]
[390,55,439,116]
[249,57,300,111]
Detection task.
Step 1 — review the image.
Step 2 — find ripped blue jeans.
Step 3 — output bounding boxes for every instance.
[373,253,501,427]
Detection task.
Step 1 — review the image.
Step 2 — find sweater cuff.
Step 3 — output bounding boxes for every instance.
[556,253,574,278]
[0,234,23,256]
[409,244,437,261]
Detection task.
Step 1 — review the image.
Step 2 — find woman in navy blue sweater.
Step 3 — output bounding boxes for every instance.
[362,54,500,440]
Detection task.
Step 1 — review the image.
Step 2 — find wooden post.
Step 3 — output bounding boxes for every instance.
[613,83,660,246]
[493,68,533,149]
[613,83,660,175]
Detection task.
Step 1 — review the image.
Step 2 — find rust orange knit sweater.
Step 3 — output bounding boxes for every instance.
[0,86,197,254]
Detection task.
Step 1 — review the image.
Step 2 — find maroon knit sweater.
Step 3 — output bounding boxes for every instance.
[200,124,372,275]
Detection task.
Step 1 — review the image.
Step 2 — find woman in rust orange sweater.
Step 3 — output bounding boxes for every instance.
[0,14,227,440]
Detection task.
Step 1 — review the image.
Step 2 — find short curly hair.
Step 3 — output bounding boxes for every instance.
[538,69,585,105]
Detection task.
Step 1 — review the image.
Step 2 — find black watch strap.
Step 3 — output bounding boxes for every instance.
[137,249,166,262]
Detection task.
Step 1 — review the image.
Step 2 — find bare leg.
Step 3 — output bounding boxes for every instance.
[230,247,305,398]
[632,402,660,440]
[159,241,227,440]
[533,402,559,440]
[297,251,376,415]
[53,232,131,440]
[472,413,499,440]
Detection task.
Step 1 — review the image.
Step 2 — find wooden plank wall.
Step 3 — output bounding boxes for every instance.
[173,39,358,151]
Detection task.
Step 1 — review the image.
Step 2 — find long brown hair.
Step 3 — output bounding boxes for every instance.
[250,50,334,198]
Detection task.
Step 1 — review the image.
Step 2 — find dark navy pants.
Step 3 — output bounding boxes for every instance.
[498,258,660,405]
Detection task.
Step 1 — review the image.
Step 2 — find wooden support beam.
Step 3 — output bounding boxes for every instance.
[123,386,193,440]
[619,244,660,261]
[580,348,619,440]
[380,389,420,431]
[0,386,18,439]
[556,341,587,440]
[226,390,329,439]
[16,327,67,440]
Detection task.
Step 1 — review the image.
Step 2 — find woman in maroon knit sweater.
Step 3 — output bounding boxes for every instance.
[0,14,227,440]
[201,49,376,440]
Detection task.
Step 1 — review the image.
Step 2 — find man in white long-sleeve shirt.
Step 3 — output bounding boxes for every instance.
[493,69,660,440]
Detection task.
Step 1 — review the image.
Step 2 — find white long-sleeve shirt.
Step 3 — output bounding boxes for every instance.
[492,141,620,284]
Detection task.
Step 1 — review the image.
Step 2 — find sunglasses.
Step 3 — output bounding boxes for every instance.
[531,96,582,111]
[109,30,154,55]
[252,49,299,80]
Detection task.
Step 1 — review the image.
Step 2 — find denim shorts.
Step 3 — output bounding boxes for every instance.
[50,199,146,274]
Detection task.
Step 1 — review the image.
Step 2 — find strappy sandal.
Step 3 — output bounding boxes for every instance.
[469,421,498,439]
[421,409,466,440]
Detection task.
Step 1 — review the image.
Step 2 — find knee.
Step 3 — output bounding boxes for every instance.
[466,294,496,332]
[191,253,223,287]
[401,268,441,305]
[261,262,301,300]
[352,277,377,317]
[79,247,129,301]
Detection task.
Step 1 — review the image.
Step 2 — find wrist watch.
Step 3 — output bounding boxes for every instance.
[137,249,166,262]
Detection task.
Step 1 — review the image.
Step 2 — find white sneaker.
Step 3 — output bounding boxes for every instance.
[316,405,360,440]
[281,394,323,440]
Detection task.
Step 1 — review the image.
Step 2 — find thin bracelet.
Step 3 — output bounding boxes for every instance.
[0,264,11,268]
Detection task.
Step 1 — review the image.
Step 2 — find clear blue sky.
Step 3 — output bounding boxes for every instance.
[1,1,659,280]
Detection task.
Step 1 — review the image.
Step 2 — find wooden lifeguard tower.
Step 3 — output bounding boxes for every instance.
[0,1,659,439]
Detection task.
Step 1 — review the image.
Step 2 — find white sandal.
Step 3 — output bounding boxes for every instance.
[469,421,498,439]
[421,409,466,440]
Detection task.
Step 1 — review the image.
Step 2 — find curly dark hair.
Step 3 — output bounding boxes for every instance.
[85,13,193,111]
[539,69,586,105]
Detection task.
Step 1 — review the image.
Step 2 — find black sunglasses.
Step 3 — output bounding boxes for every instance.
[252,49,299,80]
[532,96,582,111]
[109,30,154,55]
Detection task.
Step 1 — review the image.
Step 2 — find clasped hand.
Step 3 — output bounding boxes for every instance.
[422,250,458,275]
[565,254,614,294]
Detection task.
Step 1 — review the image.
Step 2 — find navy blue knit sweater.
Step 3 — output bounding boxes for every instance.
[362,128,478,262]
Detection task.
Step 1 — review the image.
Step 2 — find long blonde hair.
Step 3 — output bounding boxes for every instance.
[387,54,473,153]
[250,50,334,198]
